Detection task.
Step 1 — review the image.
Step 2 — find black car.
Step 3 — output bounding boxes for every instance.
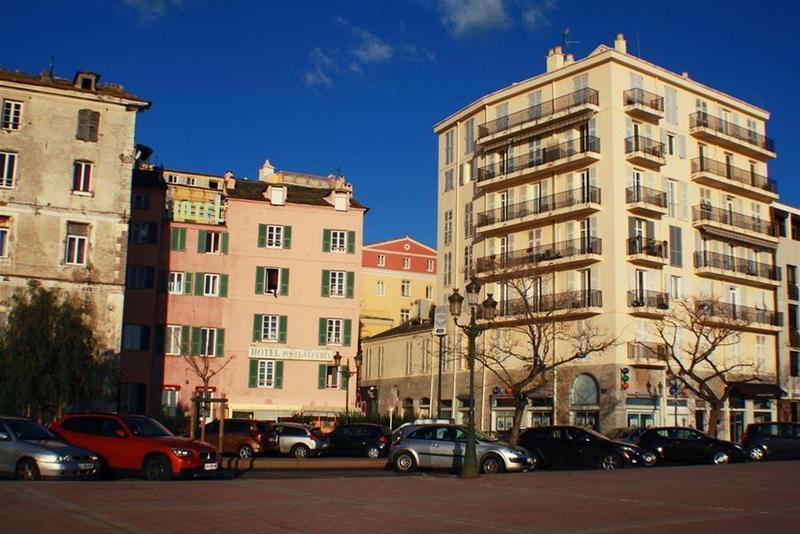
[327,423,392,459]
[741,422,800,461]
[605,427,648,444]
[518,425,656,470]
[636,427,744,465]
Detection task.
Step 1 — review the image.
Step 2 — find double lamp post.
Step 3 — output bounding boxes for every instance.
[333,350,362,417]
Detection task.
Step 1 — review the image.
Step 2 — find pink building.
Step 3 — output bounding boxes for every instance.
[120,160,366,423]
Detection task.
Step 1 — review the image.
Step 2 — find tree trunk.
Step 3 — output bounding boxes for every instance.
[707,403,723,438]
[508,393,527,445]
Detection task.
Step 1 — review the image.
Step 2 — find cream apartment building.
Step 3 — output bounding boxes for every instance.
[0,68,149,360]
[364,35,783,440]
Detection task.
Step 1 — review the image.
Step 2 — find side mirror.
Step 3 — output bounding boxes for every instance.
[115,429,128,438]
[0,431,10,441]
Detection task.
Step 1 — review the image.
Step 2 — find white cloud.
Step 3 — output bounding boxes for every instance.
[304,48,336,88]
[438,0,510,37]
[351,28,394,63]
[122,0,185,22]
[522,0,556,30]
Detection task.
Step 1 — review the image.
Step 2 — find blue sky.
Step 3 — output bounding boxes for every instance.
[3,0,799,246]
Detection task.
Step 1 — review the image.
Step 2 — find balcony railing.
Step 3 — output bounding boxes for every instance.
[692,205,778,237]
[696,300,782,327]
[693,251,781,281]
[689,112,775,152]
[497,290,603,317]
[625,135,665,158]
[475,237,602,273]
[626,185,667,208]
[692,157,776,194]
[478,88,599,138]
[477,185,600,227]
[627,290,670,309]
[623,88,664,112]
[627,341,668,361]
[627,237,668,258]
[477,136,600,182]
[788,283,799,301]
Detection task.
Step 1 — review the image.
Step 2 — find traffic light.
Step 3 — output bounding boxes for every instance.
[620,367,630,390]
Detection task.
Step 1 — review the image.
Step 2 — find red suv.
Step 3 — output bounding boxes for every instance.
[52,413,219,480]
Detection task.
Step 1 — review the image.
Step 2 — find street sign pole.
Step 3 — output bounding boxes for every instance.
[433,306,447,420]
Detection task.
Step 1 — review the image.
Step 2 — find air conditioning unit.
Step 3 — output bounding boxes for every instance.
[412,299,432,321]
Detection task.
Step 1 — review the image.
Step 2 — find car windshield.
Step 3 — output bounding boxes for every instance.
[5,419,60,441]
[122,416,172,437]
[476,430,499,442]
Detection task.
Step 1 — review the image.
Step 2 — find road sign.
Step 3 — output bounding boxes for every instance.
[433,305,447,336]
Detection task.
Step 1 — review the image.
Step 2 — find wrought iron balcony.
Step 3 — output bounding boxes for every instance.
[627,237,668,258]
[474,237,602,273]
[623,89,664,121]
[625,135,665,157]
[476,136,600,183]
[696,300,782,327]
[476,185,600,227]
[626,185,667,209]
[627,290,670,310]
[691,157,776,197]
[694,251,781,282]
[478,88,599,139]
[689,112,775,154]
[692,205,778,237]
[496,289,603,318]
[627,341,668,361]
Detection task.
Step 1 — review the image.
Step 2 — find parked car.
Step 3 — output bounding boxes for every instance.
[389,423,533,474]
[742,422,800,461]
[517,425,656,470]
[51,412,219,480]
[0,416,100,481]
[328,423,391,458]
[202,419,273,459]
[266,423,329,458]
[636,427,744,465]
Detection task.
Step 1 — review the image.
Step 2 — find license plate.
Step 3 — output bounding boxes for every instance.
[204,462,218,471]
[78,463,95,470]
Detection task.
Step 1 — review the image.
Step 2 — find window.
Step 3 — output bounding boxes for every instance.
[422,339,432,373]
[261,315,279,341]
[667,179,678,218]
[72,161,93,193]
[377,254,386,267]
[444,210,453,245]
[266,225,283,248]
[400,309,410,323]
[403,257,411,270]
[376,280,385,296]
[162,389,179,411]
[130,222,157,244]
[464,202,474,238]
[464,118,474,154]
[329,271,346,297]
[270,187,285,205]
[170,228,187,251]
[377,346,385,377]
[669,226,682,267]
[400,280,411,297]
[0,151,17,188]
[427,259,434,272]
[425,285,432,300]
[76,109,100,142]
[202,231,222,254]
[443,252,452,286]
[199,327,217,356]
[670,276,682,299]
[132,193,150,210]
[324,365,340,388]
[1,100,22,130]
[791,352,799,377]
[258,267,287,295]
[168,272,184,294]
[0,222,9,258]
[405,341,413,375]
[334,194,348,211]
[126,265,154,289]
[444,129,454,164]
[666,134,676,156]
[65,222,89,265]
[464,246,472,280]
[258,360,276,388]
[327,319,343,345]
[756,335,766,367]
[165,325,182,355]
[444,169,454,192]
[122,324,151,351]
[204,273,220,296]
[330,230,347,252]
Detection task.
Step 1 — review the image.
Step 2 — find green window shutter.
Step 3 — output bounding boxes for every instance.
[318,318,327,346]
[318,364,327,389]
[219,274,229,297]
[215,329,225,357]
[343,319,352,346]
[321,270,330,297]
[183,273,193,295]
[257,224,267,248]
[194,273,205,296]
[248,359,258,388]
[252,314,263,342]
[340,365,349,390]
[191,327,202,355]
[221,232,229,255]
[283,226,292,249]
[322,229,331,252]
[170,228,179,251]
[180,325,190,355]
[197,230,207,253]
[346,271,355,299]
[179,228,187,251]
[280,268,289,296]
[274,361,284,389]
[255,266,265,294]
[278,315,287,343]
[347,231,356,254]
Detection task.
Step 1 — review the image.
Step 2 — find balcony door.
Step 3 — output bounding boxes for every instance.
[729,286,739,318]
[499,190,513,222]
[632,122,641,150]
[578,170,591,203]
[632,170,643,202]
[635,269,647,304]
[579,219,591,254]
[725,195,736,225]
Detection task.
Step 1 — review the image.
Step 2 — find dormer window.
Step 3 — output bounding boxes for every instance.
[334,193,347,211]
[270,186,285,206]
[74,72,99,91]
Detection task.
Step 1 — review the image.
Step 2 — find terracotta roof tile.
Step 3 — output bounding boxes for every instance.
[0,68,149,105]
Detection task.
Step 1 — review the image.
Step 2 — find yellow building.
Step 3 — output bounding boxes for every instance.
[360,236,437,339]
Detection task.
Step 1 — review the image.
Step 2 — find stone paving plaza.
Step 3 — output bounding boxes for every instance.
[1,461,798,533]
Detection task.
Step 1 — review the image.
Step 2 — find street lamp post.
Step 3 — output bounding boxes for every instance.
[334,351,362,417]
[448,279,497,479]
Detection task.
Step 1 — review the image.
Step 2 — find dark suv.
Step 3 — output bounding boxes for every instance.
[741,422,800,461]
[327,423,391,458]
[636,427,743,465]
[202,419,273,459]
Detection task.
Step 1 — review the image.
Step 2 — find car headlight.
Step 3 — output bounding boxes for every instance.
[90,455,99,461]
[171,448,193,458]
[56,454,73,463]
[733,444,743,450]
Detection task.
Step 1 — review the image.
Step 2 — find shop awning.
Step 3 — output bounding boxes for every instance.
[729,382,786,399]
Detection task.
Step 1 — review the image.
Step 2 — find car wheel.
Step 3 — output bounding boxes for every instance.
[142,455,172,481]
[15,459,40,481]
[366,446,381,459]
[642,452,658,467]
[291,444,310,459]
[711,451,730,465]
[393,451,416,473]
[238,445,254,459]
[747,446,765,462]
[599,453,622,470]
[528,452,541,471]
[480,454,505,474]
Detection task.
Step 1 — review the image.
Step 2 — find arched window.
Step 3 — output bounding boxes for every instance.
[419,397,431,418]
[402,397,415,419]
[571,374,599,406]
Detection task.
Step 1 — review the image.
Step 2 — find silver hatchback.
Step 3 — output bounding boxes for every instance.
[389,424,532,474]
[266,423,330,458]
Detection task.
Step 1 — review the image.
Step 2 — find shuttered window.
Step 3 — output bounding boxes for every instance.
[76,109,100,142]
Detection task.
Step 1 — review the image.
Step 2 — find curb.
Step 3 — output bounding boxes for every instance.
[223,457,388,471]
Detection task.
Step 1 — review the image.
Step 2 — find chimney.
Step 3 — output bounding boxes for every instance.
[614,33,627,54]
[681,71,690,79]
[546,45,565,72]
[564,53,575,66]
[258,160,277,182]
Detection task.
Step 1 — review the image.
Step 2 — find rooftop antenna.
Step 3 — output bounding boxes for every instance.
[561,28,580,53]
[636,31,641,57]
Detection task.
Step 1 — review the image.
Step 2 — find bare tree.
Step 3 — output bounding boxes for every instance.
[649,295,766,437]
[182,353,235,394]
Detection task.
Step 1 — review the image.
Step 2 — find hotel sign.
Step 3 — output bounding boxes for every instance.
[248,346,335,362]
